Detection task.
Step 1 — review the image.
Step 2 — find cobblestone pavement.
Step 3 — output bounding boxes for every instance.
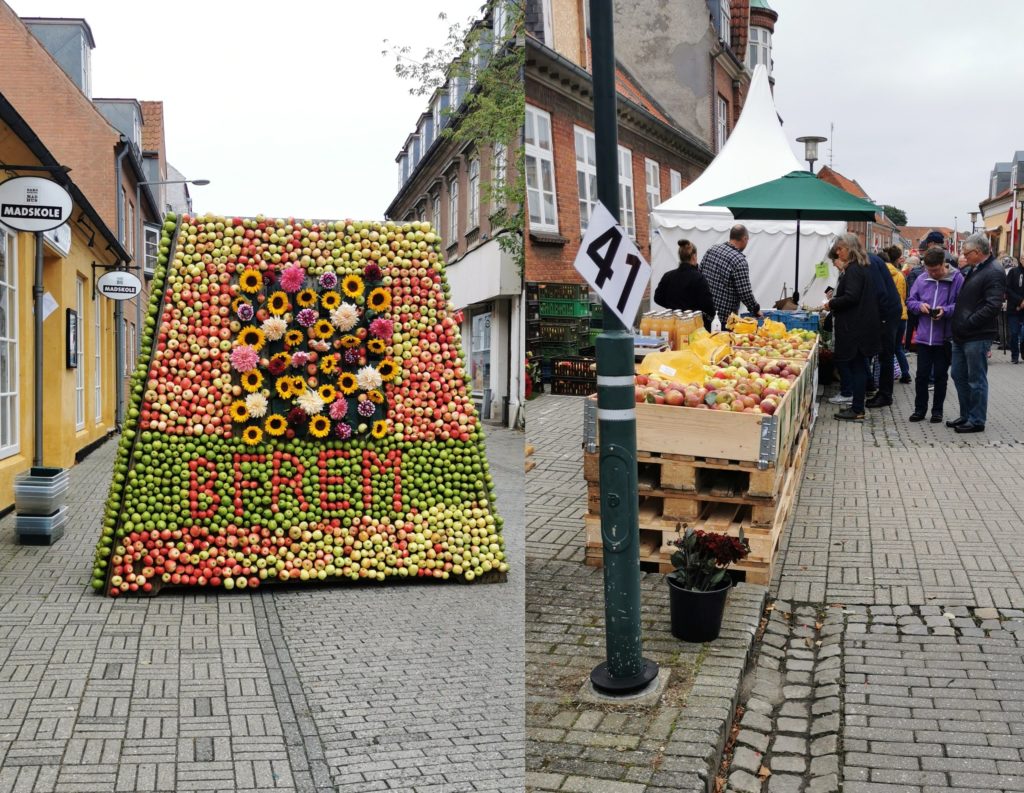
[526,394,766,793]
[724,354,1024,793]
[0,426,524,793]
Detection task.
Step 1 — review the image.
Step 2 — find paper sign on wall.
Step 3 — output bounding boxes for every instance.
[815,261,829,279]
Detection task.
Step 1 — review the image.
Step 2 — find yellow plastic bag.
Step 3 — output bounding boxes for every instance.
[731,317,758,335]
[689,331,733,363]
[758,318,787,339]
[637,349,706,385]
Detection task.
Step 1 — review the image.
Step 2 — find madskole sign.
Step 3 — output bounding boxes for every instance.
[96,270,142,300]
[0,176,73,232]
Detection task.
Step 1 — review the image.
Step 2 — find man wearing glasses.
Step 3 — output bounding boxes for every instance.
[947,233,1004,433]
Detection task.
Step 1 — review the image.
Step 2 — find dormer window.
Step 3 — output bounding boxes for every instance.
[719,0,731,46]
[748,26,772,74]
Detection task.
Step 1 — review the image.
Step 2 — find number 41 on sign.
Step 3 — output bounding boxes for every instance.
[572,201,652,329]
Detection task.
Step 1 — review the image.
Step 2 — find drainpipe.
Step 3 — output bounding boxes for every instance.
[114,137,129,430]
[32,231,43,467]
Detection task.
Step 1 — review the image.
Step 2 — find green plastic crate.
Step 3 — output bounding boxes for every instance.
[539,299,590,318]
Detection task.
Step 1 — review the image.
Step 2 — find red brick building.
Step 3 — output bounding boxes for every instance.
[816,166,898,253]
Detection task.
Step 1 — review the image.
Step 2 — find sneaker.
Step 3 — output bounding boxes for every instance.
[828,394,853,405]
[909,413,925,422]
[865,396,892,408]
[835,408,865,421]
[930,414,943,423]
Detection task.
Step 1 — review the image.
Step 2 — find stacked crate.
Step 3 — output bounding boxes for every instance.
[582,342,818,585]
[526,282,597,393]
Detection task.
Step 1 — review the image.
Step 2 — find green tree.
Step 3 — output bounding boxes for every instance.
[384,1,525,272]
[882,204,907,227]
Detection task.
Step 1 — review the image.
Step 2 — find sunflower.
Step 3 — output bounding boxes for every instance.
[308,415,331,438]
[241,426,263,446]
[241,370,263,393]
[319,355,338,376]
[264,414,287,436]
[229,400,250,423]
[371,420,388,439]
[296,288,318,308]
[341,274,365,298]
[238,326,266,351]
[366,338,386,355]
[313,319,334,340]
[340,334,361,349]
[239,268,263,294]
[337,372,358,395]
[267,291,290,315]
[367,389,385,405]
[377,359,399,381]
[318,384,337,403]
[283,329,305,348]
[276,377,297,399]
[366,287,391,312]
[231,296,249,313]
[320,290,342,311]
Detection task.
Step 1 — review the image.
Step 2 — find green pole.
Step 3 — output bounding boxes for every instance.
[588,0,658,695]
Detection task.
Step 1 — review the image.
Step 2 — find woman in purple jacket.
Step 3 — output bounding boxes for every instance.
[905,248,964,422]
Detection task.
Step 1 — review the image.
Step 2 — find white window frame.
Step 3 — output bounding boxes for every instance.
[618,145,636,241]
[526,104,559,232]
[143,222,160,276]
[574,126,598,233]
[541,0,554,45]
[492,143,507,211]
[748,26,771,74]
[94,291,103,424]
[716,95,729,152]
[448,173,460,244]
[670,169,682,196]
[432,94,443,134]
[125,199,135,259]
[493,0,508,42]
[467,157,480,230]
[719,0,731,46]
[432,192,442,235]
[645,158,661,214]
[75,277,85,431]
[0,229,18,460]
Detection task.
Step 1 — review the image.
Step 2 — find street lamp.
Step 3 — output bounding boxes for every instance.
[969,210,979,234]
[796,135,827,174]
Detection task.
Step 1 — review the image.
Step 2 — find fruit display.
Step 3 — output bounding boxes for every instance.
[92,213,506,596]
[729,328,817,359]
[634,353,804,415]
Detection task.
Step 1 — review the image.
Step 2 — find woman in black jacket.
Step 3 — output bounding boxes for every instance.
[654,239,717,330]
[827,233,881,420]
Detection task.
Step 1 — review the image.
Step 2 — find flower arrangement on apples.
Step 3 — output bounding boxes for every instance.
[92,214,507,597]
[634,353,802,415]
[729,328,817,359]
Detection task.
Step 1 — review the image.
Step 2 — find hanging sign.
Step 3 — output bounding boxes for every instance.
[573,201,652,328]
[0,176,73,232]
[96,270,142,300]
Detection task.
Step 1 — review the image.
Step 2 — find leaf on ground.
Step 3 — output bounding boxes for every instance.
[758,765,772,780]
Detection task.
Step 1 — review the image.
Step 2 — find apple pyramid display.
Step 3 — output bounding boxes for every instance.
[92,214,506,596]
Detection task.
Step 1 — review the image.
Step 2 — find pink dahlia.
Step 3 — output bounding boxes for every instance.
[319,271,339,290]
[368,317,394,341]
[229,345,260,372]
[296,308,317,327]
[279,265,306,293]
[333,422,353,440]
[290,351,311,368]
[329,398,349,420]
[357,400,376,418]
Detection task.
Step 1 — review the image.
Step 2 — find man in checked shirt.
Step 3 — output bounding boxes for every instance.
[699,224,763,325]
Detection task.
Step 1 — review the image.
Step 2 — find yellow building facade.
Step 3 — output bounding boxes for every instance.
[0,114,124,510]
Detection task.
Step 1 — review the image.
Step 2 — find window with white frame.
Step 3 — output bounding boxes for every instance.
[748,26,772,74]
[526,104,558,231]
[126,199,135,259]
[645,158,661,213]
[492,143,507,210]
[493,0,508,42]
[124,319,135,376]
[716,95,729,152]
[618,145,636,240]
[467,157,480,230]
[670,169,682,196]
[144,223,160,275]
[433,94,443,134]
[448,173,460,243]
[432,193,441,235]
[541,0,554,45]
[75,277,85,430]
[0,230,18,459]
[574,126,598,233]
[719,0,731,46]
[94,292,103,423]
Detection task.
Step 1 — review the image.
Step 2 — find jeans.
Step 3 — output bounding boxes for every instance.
[914,342,951,417]
[950,339,992,426]
[875,319,900,401]
[842,353,869,414]
[836,359,852,397]
[1009,312,1024,362]
[894,319,910,377]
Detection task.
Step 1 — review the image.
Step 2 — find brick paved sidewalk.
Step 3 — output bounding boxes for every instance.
[0,426,524,793]
[526,394,766,793]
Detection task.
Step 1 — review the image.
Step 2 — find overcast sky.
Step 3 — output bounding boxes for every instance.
[771,0,1024,229]
[10,0,485,220]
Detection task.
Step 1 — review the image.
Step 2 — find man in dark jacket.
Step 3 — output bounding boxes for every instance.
[947,233,1005,432]
[865,251,903,408]
[1005,257,1024,363]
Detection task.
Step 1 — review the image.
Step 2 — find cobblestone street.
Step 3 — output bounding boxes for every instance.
[0,426,524,793]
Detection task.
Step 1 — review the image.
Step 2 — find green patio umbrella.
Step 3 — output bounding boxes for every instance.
[701,170,881,302]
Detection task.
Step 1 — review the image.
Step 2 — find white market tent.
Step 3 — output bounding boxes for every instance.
[650,65,843,311]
